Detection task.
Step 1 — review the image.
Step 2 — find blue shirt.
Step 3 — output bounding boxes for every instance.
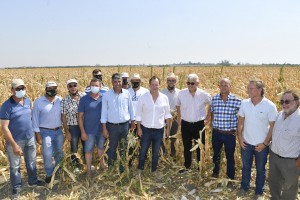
[101,88,134,123]
[78,93,103,135]
[32,95,62,132]
[211,93,241,131]
[0,97,34,141]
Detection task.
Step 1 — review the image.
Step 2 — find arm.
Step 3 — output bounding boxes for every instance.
[176,105,181,126]
[255,121,275,152]
[204,105,211,125]
[1,120,23,156]
[128,94,135,130]
[237,116,246,149]
[137,121,142,137]
[32,100,42,145]
[78,112,88,141]
[296,156,300,168]
[101,95,109,138]
[165,118,171,138]
[62,113,71,141]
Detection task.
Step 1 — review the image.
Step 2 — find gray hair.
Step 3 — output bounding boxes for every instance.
[187,74,199,82]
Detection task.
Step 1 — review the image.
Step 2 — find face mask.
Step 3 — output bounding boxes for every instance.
[122,79,128,86]
[132,82,140,88]
[94,75,102,81]
[15,90,26,98]
[90,86,100,94]
[46,89,57,97]
[168,86,175,91]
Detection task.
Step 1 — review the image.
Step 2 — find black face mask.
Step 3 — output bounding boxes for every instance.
[46,89,57,97]
[132,82,140,88]
[122,79,128,86]
[93,75,102,81]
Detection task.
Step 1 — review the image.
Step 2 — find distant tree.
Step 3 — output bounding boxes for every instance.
[218,60,231,66]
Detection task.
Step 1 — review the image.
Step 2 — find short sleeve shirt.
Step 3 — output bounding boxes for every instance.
[0,97,34,141]
[61,92,85,126]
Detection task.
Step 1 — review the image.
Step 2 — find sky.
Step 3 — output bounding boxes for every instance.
[0,0,300,68]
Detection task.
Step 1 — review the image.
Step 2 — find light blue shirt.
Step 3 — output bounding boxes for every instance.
[101,88,134,123]
[32,95,62,132]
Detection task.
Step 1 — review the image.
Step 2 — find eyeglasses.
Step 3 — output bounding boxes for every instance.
[280,99,294,105]
[15,86,25,91]
[68,84,77,88]
[186,82,195,85]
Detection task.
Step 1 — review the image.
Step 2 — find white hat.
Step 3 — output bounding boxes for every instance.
[121,72,129,78]
[130,73,141,80]
[11,79,25,88]
[67,79,78,85]
[166,72,178,81]
[45,81,58,88]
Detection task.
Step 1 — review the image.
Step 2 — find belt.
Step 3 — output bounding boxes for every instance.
[107,121,129,125]
[40,127,61,131]
[214,128,236,135]
[142,125,162,131]
[272,151,297,160]
[182,120,203,124]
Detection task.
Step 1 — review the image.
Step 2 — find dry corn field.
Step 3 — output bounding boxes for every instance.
[0,66,299,200]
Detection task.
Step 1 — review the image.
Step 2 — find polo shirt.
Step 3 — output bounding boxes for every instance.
[78,93,103,135]
[0,97,34,141]
[238,97,277,145]
[271,109,300,158]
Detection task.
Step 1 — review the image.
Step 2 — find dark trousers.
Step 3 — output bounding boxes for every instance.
[181,120,205,169]
[69,125,85,166]
[161,119,179,157]
[212,128,236,179]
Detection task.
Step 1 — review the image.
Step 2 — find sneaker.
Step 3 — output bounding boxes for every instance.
[28,180,45,187]
[178,168,190,174]
[91,165,95,171]
[211,173,219,178]
[45,176,52,184]
[237,188,247,197]
[255,194,264,200]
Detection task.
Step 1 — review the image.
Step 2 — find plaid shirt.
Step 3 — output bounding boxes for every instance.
[211,93,241,131]
[61,92,85,126]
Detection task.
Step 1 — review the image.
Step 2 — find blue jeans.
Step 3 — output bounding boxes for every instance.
[84,134,106,152]
[138,126,164,172]
[69,125,85,164]
[40,128,64,177]
[212,129,236,179]
[241,143,269,195]
[7,136,38,190]
[106,122,129,172]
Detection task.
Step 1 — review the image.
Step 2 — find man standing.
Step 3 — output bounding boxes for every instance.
[161,72,180,159]
[269,90,300,200]
[176,74,211,173]
[78,78,107,174]
[237,80,277,199]
[210,78,241,183]
[136,76,171,177]
[0,79,44,198]
[85,69,108,92]
[32,81,63,184]
[101,73,134,172]
[61,79,85,172]
[121,72,130,89]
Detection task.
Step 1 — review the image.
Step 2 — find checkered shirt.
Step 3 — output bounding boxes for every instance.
[211,93,241,131]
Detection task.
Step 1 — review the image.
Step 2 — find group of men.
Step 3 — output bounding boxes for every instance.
[0,68,299,200]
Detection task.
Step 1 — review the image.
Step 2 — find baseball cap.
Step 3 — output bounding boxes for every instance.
[130,73,141,80]
[45,81,58,88]
[67,79,78,85]
[11,79,25,88]
[121,72,129,78]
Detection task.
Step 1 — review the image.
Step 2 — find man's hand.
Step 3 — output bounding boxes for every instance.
[177,117,181,126]
[12,144,23,156]
[137,127,142,137]
[255,143,266,152]
[81,131,89,141]
[66,131,72,141]
[102,128,109,139]
[35,132,42,145]
[238,135,246,149]
[130,122,136,131]
[165,127,170,138]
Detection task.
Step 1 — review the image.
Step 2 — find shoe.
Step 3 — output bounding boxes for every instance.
[73,167,81,175]
[178,168,190,174]
[12,188,20,200]
[227,182,235,189]
[255,194,264,200]
[91,165,95,171]
[211,173,219,178]
[237,188,247,197]
[45,176,52,184]
[28,180,45,187]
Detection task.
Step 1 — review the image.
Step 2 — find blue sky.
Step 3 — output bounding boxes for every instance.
[0,0,300,67]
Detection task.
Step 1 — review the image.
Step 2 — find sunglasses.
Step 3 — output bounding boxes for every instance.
[186,82,195,85]
[68,84,77,88]
[15,86,25,91]
[280,99,294,105]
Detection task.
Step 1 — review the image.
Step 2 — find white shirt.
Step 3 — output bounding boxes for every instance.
[128,87,149,120]
[135,91,172,129]
[161,88,180,112]
[176,88,211,122]
[238,97,277,145]
[271,109,300,158]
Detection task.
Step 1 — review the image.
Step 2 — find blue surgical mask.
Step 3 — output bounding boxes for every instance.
[90,86,100,94]
[15,90,26,98]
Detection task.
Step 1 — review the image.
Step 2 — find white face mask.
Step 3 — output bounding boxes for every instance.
[90,86,100,94]
[15,90,26,98]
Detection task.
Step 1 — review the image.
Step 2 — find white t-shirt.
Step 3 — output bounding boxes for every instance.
[128,87,149,120]
[238,97,277,145]
[176,88,211,122]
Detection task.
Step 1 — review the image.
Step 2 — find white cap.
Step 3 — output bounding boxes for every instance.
[121,72,129,78]
[45,81,58,88]
[166,72,178,81]
[67,79,78,85]
[130,73,141,80]
[11,79,25,88]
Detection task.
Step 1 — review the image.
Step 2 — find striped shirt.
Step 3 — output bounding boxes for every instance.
[61,92,85,126]
[211,93,241,131]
